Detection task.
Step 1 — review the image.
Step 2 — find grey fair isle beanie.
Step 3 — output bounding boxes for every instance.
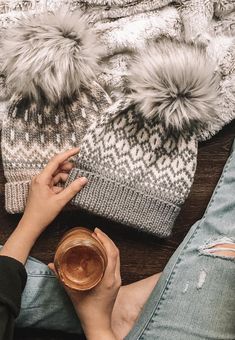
[65,39,225,237]
[1,10,112,213]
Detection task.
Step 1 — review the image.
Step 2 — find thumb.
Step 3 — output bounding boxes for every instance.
[57,177,88,204]
[48,263,80,297]
[48,263,57,276]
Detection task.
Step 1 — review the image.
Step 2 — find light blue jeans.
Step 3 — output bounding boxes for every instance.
[15,139,235,339]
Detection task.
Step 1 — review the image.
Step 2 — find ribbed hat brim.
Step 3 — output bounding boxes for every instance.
[66,167,180,237]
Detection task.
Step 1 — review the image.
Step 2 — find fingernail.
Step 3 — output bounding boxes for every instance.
[95,227,102,233]
[79,177,88,185]
[70,147,79,153]
[68,147,78,152]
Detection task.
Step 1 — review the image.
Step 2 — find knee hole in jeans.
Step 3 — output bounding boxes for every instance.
[199,237,235,259]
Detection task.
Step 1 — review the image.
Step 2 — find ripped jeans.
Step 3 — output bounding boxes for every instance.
[15,139,235,339]
[126,139,235,340]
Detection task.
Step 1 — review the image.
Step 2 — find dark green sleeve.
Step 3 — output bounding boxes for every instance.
[0,256,27,340]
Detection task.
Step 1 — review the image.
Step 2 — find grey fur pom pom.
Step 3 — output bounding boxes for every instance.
[128,39,220,131]
[2,10,101,103]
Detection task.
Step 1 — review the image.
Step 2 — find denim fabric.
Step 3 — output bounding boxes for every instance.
[11,139,235,338]
[126,139,235,340]
[15,256,82,334]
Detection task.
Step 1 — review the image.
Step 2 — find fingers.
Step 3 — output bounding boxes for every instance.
[54,161,74,175]
[52,186,64,194]
[95,228,118,253]
[52,172,69,185]
[56,177,87,204]
[115,247,121,280]
[40,148,79,182]
[94,228,120,279]
[48,262,55,271]
[48,263,57,276]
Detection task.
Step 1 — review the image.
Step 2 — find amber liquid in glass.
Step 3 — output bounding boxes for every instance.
[54,227,107,291]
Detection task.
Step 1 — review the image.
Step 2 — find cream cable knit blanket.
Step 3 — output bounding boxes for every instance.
[0,0,234,129]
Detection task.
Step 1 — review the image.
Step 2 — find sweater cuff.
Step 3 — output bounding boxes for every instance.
[0,256,27,317]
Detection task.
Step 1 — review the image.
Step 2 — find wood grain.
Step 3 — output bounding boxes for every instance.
[0,121,234,340]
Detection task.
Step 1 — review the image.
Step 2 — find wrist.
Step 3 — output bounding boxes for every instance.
[18,217,45,239]
[81,319,115,340]
[0,219,41,264]
[85,328,117,340]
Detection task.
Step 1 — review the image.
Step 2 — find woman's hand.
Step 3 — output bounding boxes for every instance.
[49,228,121,340]
[0,148,87,264]
[20,147,87,234]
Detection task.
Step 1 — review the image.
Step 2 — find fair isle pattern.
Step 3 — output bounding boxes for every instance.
[65,98,198,237]
[2,82,112,213]
[0,0,234,233]
[77,100,198,205]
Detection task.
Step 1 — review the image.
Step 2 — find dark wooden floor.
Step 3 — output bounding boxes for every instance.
[0,121,234,340]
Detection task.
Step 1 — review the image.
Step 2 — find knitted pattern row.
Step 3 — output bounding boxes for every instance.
[64,36,235,236]
[2,84,112,213]
[0,1,234,238]
[66,98,198,237]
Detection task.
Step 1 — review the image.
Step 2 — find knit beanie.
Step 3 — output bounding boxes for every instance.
[1,10,112,213]
[65,39,224,237]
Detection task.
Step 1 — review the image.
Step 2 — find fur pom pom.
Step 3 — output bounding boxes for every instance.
[128,39,220,131]
[2,10,101,103]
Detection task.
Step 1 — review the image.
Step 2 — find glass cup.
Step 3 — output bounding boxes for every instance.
[54,227,107,291]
